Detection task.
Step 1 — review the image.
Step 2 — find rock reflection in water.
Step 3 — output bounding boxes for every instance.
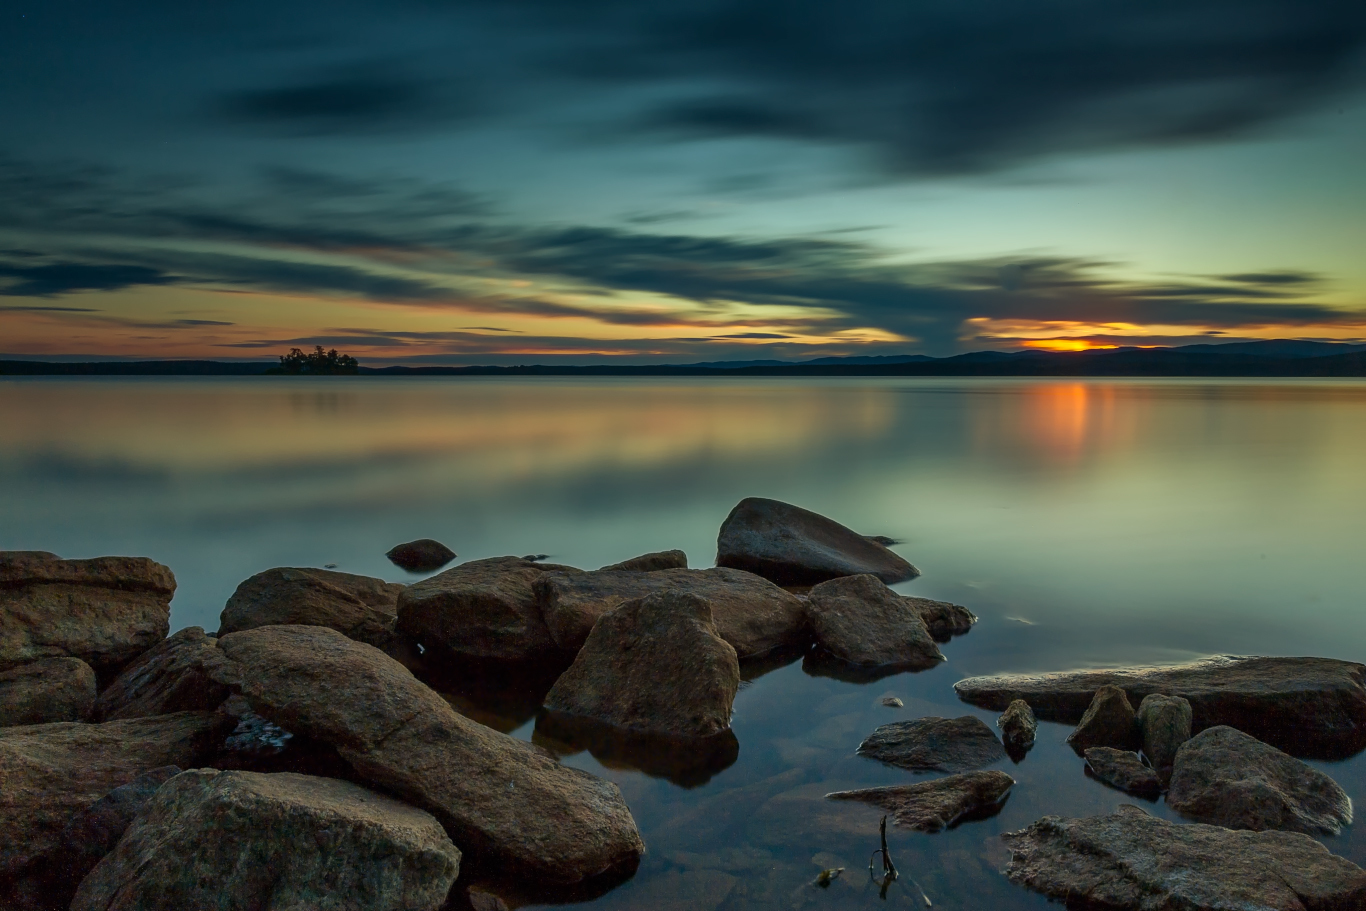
[534,711,740,788]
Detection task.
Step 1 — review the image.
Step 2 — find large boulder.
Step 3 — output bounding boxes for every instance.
[0,552,173,674]
[599,550,688,572]
[715,498,919,586]
[386,539,458,573]
[396,557,581,662]
[0,657,96,726]
[856,716,1006,773]
[71,769,461,911]
[1003,804,1366,910]
[200,625,644,886]
[804,574,943,673]
[1135,693,1192,782]
[825,770,1014,831]
[1065,685,1140,754]
[535,567,807,659]
[1167,726,1353,835]
[955,656,1366,759]
[544,590,739,739]
[95,626,228,721]
[220,567,405,649]
[0,712,230,879]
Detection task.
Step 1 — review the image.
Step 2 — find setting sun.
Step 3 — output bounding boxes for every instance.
[1021,339,1121,353]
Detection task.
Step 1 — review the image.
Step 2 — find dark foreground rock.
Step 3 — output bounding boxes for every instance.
[0,712,229,879]
[903,596,976,642]
[1066,685,1140,754]
[536,567,807,659]
[95,626,228,721]
[1136,693,1192,781]
[599,550,688,572]
[1084,748,1161,798]
[1167,725,1353,835]
[804,574,943,674]
[201,625,644,886]
[544,590,739,738]
[856,716,1006,773]
[219,567,405,649]
[826,770,1014,831]
[1003,804,1366,911]
[397,557,581,662]
[0,657,96,726]
[997,700,1037,757]
[715,497,920,586]
[0,552,173,674]
[72,769,461,911]
[955,656,1366,758]
[387,538,458,573]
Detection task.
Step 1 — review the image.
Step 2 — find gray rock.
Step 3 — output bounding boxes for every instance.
[826,770,1014,831]
[880,696,904,708]
[715,497,919,586]
[1065,685,1140,754]
[1083,747,1161,797]
[51,766,181,894]
[95,626,228,721]
[997,699,1037,754]
[954,655,1366,759]
[1136,693,1192,781]
[804,574,943,673]
[903,596,976,642]
[1003,804,1366,911]
[386,538,457,572]
[856,716,1006,773]
[220,567,405,649]
[71,769,461,911]
[0,657,96,726]
[599,550,688,572]
[1167,725,1353,835]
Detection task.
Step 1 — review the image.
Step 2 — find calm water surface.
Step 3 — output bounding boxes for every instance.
[3,376,1366,909]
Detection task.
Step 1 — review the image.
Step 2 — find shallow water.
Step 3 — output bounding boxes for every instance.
[3,376,1366,908]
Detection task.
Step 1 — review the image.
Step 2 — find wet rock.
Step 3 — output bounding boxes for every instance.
[804,574,943,674]
[386,538,458,573]
[0,552,174,675]
[1136,693,1192,781]
[0,657,96,726]
[599,550,688,572]
[536,566,807,659]
[880,696,904,708]
[201,624,644,885]
[856,716,1006,773]
[1003,804,1366,911]
[545,590,739,738]
[397,556,581,662]
[0,711,230,879]
[826,770,1014,831]
[1065,685,1140,754]
[535,711,739,788]
[864,535,899,547]
[1167,725,1353,835]
[715,497,920,586]
[95,626,227,721]
[219,567,405,649]
[997,700,1037,756]
[71,769,461,911]
[954,655,1366,759]
[1083,747,1161,798]
[903,596,976,642]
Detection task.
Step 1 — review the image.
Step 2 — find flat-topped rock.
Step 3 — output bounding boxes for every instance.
[902,596,976,642]
[826,770,1014,831]
[1003,804,1366,911]
[387,539,458,573]
[201,624,643,885]
[544,590,739,739]
[220,567,405,649]
[1,553,174,674]
[95,626,227,721]
[599,550,688,572]
[0,657,96,727]
[804,574,943,673]
[1066,685,1140,754]
[955,656,1366,758]
[397,557,581,662]
[1167,725,1353,835]
[715,497,919,586]
[1084,748,1161,797]
[536,566,807,659]
[856,716,1006,773]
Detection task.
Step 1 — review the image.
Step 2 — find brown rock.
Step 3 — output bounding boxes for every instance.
[997,699,1037,754]
[201,625,644,885]
[804,574,943,673]
[219,567,404,648]
[0,712,230,879]
[1167,725,1353,835]
[1083,747,1161,797]
[826,770,1014,831]
[0,657,96,726]
[71,770,461,911]
[95,626,228,721]
[1003,804,1366,911]
[902,596,976,642]
[716,498,920,586]
[544,590,739,738]
[1065,685,1140,754]
[856,716,1006,772]
[536,567,807,659]
[1136,692,1192,781]
[0,553,174,674]
[386,538,458,573]
[599,550,688,572]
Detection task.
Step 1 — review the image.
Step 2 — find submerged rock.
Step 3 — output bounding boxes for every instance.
[0,657,96,727]
[715,497,919,586]
[599,550,688,572]
[95,626,227,721]
[386,538,458,573]
[0,552,174,675]
[1066,685,1140,754]
[997,699,1037,756]
[1083,747,1161,798]
[955,655,1366,759]
[1136,693,1192,781]
[1003,804,1366,910]
[220,567,405,649]
[1167,725,1353,835]
[71,769,461,911]
[544,590,739,739]
[826,770,1014,831]
[804,574,943,674]
[534,712,740,789]
[903,596,976,642]
[856,716,1006,773]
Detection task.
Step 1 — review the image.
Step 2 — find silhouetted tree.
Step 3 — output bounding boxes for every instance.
[273,346,359,375]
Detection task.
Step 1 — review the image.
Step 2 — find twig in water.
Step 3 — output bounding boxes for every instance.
[867,815,932,906]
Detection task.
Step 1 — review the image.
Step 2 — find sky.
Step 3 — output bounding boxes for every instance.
[2,0,1365,364]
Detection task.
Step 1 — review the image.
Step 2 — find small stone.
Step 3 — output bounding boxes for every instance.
[856,716,1006,773]
[826,770,1014,831]
[1065,685,1139,754]
[599,550,688,572]
[997,699,1037,755]
[0,657,97,727]
[1084,747,1161,797]
[880,696,904,708]
[1136,693,1192,781]
[386,539,457,572]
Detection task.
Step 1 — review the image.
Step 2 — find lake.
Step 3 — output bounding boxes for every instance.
[4,376,1366,909]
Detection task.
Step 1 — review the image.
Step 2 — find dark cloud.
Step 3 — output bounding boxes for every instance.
[0,262,180,297]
